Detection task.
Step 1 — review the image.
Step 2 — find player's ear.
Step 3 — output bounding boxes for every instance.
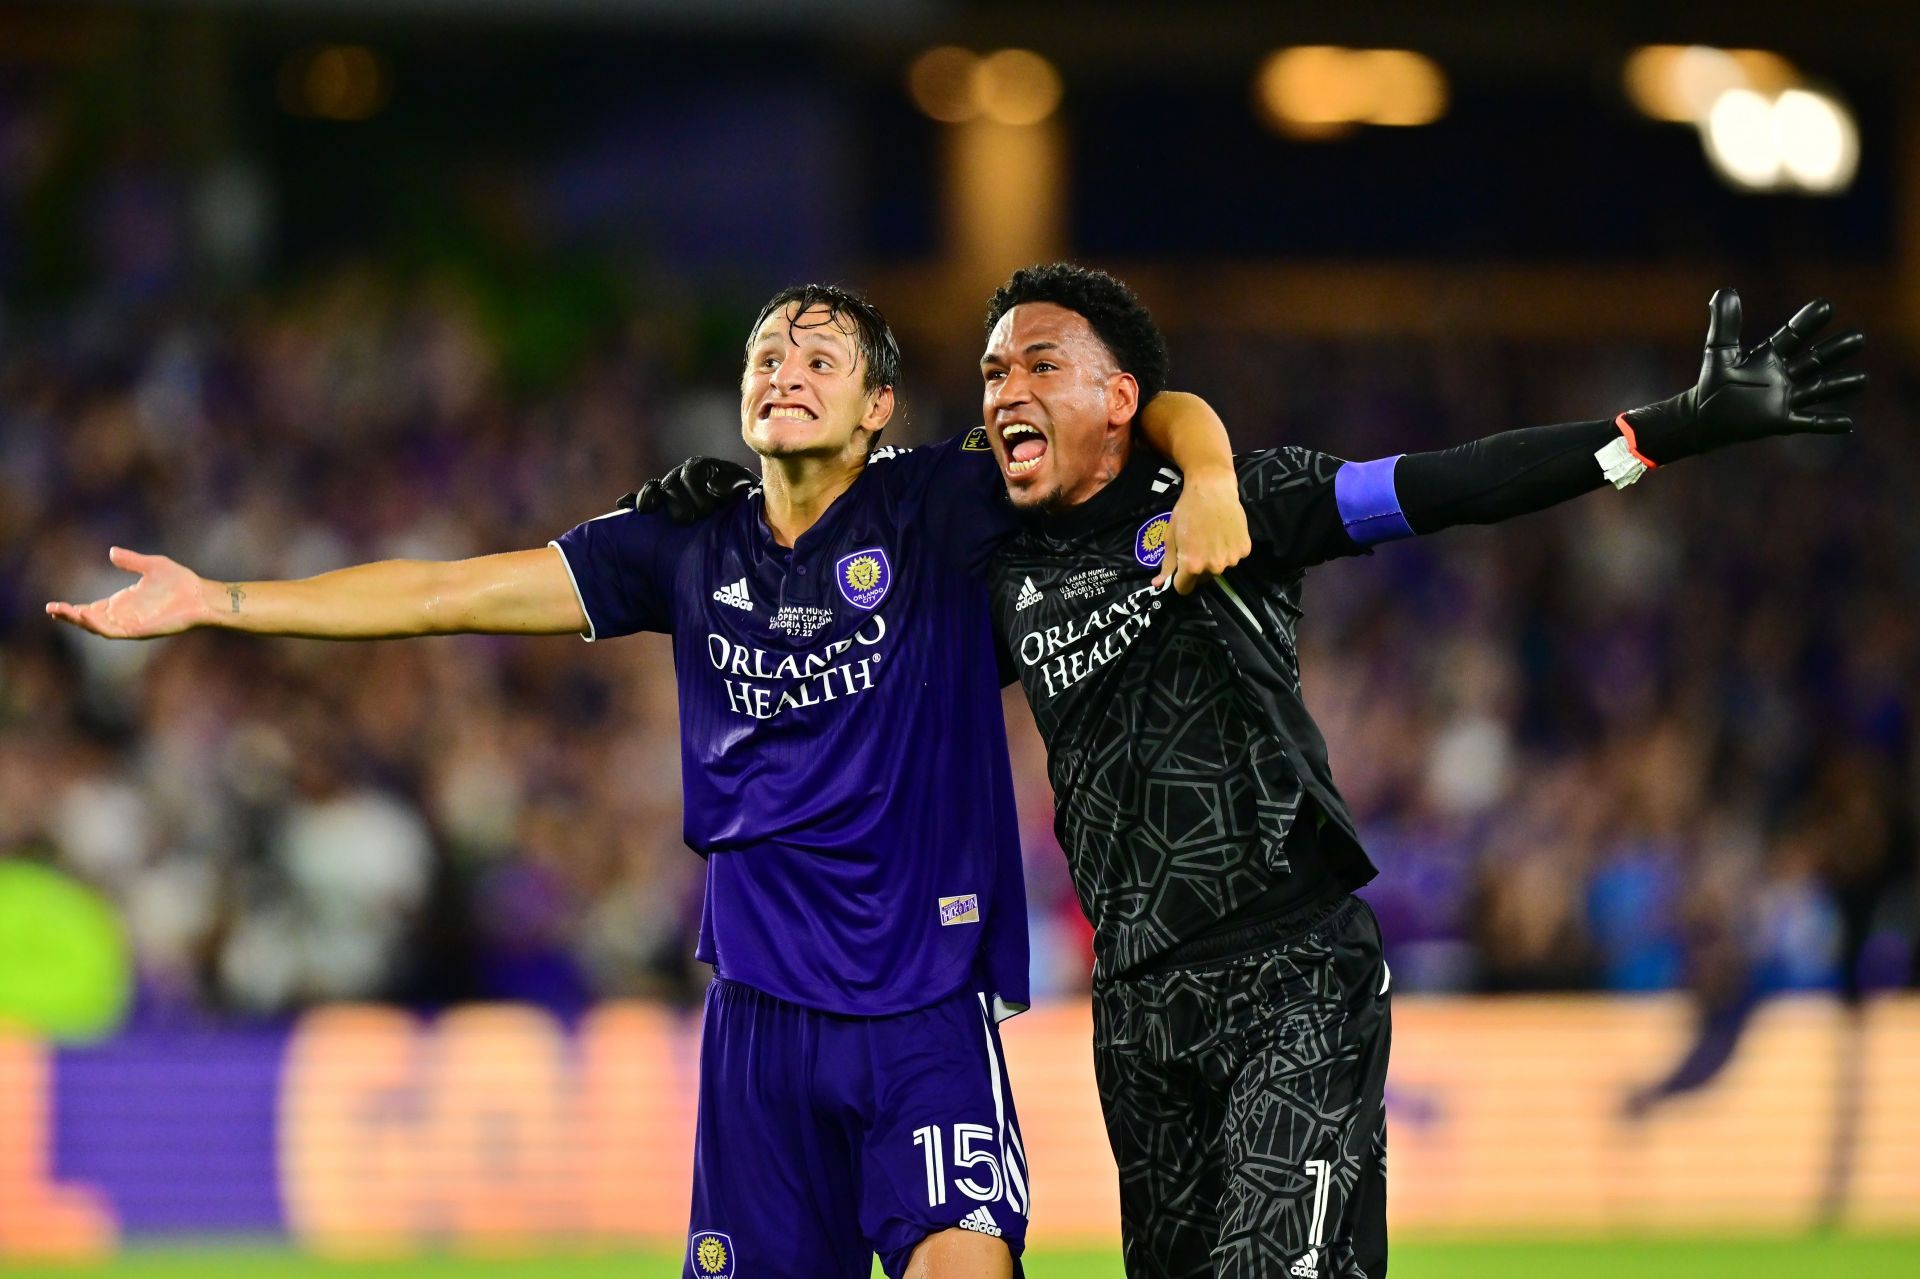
[862,384,896,433]
[1107,371,1140,429]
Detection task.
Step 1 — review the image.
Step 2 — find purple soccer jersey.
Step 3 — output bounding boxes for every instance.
[552,430,1029,1019]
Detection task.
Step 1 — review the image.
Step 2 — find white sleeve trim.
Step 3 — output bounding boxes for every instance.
[990,994,1028,1022]
[546,540,598,643]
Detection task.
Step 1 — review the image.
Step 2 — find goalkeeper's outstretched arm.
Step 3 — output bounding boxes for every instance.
[1345,289,1866,542]
[45,545,586,641]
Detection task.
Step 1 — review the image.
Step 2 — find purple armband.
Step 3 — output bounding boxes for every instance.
[1334,455,1413,546]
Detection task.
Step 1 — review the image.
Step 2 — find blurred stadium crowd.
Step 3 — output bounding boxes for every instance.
[4,261,1915,1024]
[2,10,1917,1023]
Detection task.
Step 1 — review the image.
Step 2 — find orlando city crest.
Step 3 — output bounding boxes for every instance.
[1135,513,1172,568]
[836,547,893,610]
[690,1230,734,1277]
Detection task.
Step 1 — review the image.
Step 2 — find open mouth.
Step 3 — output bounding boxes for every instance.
[761,404,817,421]
[1000,423,1048,476]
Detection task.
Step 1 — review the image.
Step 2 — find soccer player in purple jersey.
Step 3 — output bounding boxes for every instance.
[645,267,1867,1278]
[46,284,1246,1279]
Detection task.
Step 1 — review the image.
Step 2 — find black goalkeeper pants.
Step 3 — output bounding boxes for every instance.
[1092,896,1391,1279]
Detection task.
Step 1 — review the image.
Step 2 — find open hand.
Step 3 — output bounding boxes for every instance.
[45,547,213,639]
[1688,289,1867,443]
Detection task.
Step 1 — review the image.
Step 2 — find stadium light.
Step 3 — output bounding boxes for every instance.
[1704,88,1783,189]
[908,47,1062,127]
[1700,85,1860,194]
[1623,46,1858,195]
[974,49,1063,126]
[277,45,388,122]
[1358,49,1448,126]
[1729,49,1800,95]
[1623,45,1799,124]
[1255,46,1448,139]
[1621,45,1682,120]
[1257,46,1366,135]
[907,46,980,124]
[1773,88,1859,192]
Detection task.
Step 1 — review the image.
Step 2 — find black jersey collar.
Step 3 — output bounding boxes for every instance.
[1037,442,1170,538]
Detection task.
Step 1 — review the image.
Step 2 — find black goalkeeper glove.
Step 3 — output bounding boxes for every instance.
[1623,289,1867,465]
[616,456,757,523]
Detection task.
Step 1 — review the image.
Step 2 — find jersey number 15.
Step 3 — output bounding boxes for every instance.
[912,1123,1003,1206]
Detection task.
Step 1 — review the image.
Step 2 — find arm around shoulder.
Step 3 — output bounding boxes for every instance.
[1138,391,1252,593]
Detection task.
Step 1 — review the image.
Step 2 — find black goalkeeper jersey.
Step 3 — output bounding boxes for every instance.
[991,445,1382,979]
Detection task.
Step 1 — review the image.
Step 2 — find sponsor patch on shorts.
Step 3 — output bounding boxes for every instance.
[939,894,980,926]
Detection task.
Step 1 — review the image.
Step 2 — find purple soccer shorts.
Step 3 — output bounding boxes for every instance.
[684,976,1030,1279]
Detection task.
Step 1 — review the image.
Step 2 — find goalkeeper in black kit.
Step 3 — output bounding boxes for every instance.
[640,267,1866,1279]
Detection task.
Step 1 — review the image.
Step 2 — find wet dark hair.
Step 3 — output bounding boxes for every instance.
[984,263,1171,410]
[747,283,902,396]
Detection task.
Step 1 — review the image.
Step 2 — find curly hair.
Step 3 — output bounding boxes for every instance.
[984,263,1170,411]
[748,283,902,395]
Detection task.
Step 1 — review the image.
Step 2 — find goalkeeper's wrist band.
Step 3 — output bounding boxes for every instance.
[1595,412,1659,490]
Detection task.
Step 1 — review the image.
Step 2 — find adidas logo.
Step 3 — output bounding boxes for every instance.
[957,1206,1002,1238]
[1014,577,1044,611]
[712,578,752,612]
[1289,1249,1319,1278]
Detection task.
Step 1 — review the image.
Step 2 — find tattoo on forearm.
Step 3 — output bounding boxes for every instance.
[226,584,245,614]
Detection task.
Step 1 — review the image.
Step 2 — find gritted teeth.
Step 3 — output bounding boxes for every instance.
[764,405,816,420]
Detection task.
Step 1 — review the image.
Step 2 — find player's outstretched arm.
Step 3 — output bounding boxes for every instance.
[1138,391,1253,594]
[1375,289,1867,539]
[45,546,587,640]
